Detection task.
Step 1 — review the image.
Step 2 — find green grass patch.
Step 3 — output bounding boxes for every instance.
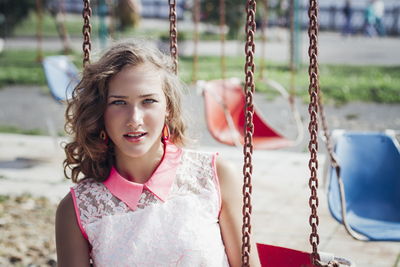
[179,57,400,104]
[13,12,99,38]
[1,49,399,103]
[0,125,44,135]
[13,12,229,41]
[0,50,81,88]
[0,195,10,202]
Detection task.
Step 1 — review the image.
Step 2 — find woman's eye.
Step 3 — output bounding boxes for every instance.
[143,99,158,104]
[110,100,126,105]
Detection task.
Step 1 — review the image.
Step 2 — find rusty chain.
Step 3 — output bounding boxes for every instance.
[318,91,340,170]
[307,0,321,265]
[82,0,92,67]
[242,0,256,266]
[169,0,178,74]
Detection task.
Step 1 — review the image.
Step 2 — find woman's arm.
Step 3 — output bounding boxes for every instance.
[55,192,91,267]
[217,158,260,267]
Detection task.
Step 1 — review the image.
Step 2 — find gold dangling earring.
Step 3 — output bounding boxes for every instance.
[100,130,108,143]
[162,124,170,142]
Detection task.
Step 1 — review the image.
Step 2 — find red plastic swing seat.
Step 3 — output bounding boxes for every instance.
[257,243,317,267]
[202,78,293,150]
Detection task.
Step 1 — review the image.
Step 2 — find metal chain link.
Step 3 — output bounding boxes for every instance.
[169,0,178,74]
[242,0,256,266]
[82,0,92,67]
[318,92,339,169]
[307,0,321,265]
[316,259,340,267]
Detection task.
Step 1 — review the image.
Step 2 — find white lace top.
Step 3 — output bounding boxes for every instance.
[71,142,229,266]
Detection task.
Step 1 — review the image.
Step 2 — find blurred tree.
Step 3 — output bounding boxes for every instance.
[115,0,141,31]
[0,0,46,37]
[201,0,245,38]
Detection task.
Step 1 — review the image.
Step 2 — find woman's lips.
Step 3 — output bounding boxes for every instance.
[123,132,147,142]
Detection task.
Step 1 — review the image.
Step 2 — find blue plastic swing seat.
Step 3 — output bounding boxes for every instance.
[327,131,400,241]
[42,55,79,101]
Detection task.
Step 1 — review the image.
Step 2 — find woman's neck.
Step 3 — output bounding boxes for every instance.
[114,141,165,184]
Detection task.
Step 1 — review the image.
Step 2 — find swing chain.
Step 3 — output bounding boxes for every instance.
[307,0,321,265]
[318,90,339,169]
[168,0,178,74]
[316,259,340,267]
[242,0,256,266]
[82,0,92,67]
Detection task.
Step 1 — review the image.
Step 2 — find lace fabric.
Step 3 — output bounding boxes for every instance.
[72,149,229,266]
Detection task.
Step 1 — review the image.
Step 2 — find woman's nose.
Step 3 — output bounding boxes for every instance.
[127,106,144,127]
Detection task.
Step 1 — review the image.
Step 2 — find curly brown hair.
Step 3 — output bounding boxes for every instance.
[64,41,187,183]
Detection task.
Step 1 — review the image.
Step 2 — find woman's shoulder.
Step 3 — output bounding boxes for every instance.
[181,147,217,159]
[215,157,242,203]
[56,192,75,224]
[215,158,237,181]
[71,177,102,190]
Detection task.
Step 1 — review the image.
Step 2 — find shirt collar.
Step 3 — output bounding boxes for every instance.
[102,141,183,210]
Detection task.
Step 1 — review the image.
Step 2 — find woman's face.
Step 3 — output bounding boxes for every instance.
[104,64,168,161]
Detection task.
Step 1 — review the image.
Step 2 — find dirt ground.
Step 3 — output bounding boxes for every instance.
[0,195,57,266]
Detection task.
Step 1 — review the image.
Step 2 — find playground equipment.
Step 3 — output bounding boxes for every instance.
[201,78,294,149]
[167,0,353,265]
[42,55,79,101]
[193,0,303,150]
[326,130,400,241]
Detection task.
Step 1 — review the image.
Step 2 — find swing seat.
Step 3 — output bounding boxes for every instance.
[257,243,315,267]
[42,55,79,101]
[327,131,400,241]
[257,243,354,266]
[202,78,293,150]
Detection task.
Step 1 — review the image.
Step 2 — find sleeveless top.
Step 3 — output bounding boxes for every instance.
[71,142,230,266]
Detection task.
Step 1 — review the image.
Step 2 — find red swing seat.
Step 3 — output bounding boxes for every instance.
[202,78,293,150]
[257,243,316,267]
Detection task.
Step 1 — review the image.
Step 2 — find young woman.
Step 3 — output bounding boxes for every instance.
[56,42,258,266]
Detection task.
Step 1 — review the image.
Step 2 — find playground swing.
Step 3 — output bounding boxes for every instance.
[42,55,80,101]
[192,0,303,150]
[41,0,114,102]
[309,22,400,241]
[322,128,400,241]
[167,0,354,266]
[35,0,80,102]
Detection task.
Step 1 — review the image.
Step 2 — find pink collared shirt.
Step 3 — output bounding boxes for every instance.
[71,142,228,266]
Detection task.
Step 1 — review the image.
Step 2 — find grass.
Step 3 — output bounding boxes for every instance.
[13,12,99,38]
[0,125,44,135]
[179,56,400,104]
[1,49,399,104]
[0,50,81,88]
[12,12,232,41]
